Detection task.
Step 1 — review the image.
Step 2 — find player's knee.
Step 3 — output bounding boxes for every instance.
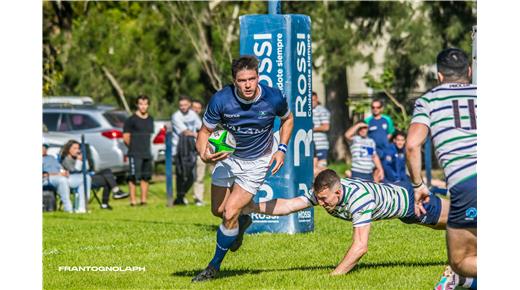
[222,206,240,223]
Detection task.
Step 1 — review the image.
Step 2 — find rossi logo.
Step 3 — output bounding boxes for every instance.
[251,213,280,224]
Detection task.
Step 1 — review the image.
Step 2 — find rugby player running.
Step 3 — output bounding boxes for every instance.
[191,55,294,282]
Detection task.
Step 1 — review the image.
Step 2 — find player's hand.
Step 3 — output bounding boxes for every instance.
[269,150,286,175]
[413,183,430,217]
[201,148,229,163]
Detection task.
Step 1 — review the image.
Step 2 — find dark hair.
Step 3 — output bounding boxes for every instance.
[392,130,406,140]
[60,139,80,162]
[313,169,340,193]
[372,99,384,107]
[136,95,150,105]
[192,99,204,106]
[312,91,318,97]
[231,55,259,79]
[436,48,470,82]
[179,95,192,102]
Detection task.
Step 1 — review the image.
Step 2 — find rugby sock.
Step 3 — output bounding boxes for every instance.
[459,276,476,289]
[208,224,238,270]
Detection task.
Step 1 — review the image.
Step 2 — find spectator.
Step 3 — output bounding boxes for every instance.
[365,99,395,158]
[60,140,92,213]
[171,95,201,205]
[311,91,331,173]
[123,95,154,206]
[191,100,206,206]
[91,169,129,210]
[42,143,73,213]
[344,122,384,182]
[381,130,412,189]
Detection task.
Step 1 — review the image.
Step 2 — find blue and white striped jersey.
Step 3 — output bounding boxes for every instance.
[411,82,477,189]
[303,178,410,227]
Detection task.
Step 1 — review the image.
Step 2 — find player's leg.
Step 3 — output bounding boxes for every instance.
[192,184,253,282]
[210,185,231,218]
[209,159,235,218]
[447,227,477,276]
[446,176,477,277]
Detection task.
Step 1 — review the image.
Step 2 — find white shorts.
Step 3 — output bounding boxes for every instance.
[211,153,272,195]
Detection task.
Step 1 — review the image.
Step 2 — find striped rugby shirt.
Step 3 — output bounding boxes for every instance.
[350,135,377,174]
[411,82,477,189]
[303,178,410,227]
[312,105,331,150]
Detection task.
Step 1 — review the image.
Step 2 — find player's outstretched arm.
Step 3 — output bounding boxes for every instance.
[331,224,371,276]
[247,196,311,216]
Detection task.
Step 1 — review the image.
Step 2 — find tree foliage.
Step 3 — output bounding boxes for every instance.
[43,1,476,141]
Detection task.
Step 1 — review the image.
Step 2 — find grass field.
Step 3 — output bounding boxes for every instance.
[43,176,449,289]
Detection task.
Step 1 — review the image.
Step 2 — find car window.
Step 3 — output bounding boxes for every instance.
[66,113,101,130]
[43,113,60,131]
[103,111,129,128]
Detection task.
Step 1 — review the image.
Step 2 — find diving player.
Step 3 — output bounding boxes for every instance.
[246,169,450,276]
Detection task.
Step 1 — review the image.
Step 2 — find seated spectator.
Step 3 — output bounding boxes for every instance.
[91,169,129,210]
[60,140,91,213]
[381,131,412,189]
[344,122,384,182]
[42,143,73,213]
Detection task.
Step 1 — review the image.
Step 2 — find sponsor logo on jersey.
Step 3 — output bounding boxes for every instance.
[224,113,241,118]
[258,111,268,119]
[465,207,477,220]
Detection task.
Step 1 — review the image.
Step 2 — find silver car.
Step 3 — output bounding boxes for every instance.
[43,104,129,174]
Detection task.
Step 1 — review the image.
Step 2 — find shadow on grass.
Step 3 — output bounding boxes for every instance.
[171,260,446,278]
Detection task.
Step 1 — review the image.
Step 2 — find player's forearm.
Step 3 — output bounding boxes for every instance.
[332,243,368,275]
[254,197,308,216]
[195,126,211,156]
[279,113,294,145]
[406,144,423,185]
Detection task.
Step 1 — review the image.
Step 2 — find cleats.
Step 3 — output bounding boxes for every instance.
[191,265,218,282]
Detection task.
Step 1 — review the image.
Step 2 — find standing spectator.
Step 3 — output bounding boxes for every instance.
[344,122,384,182]
[191,100,206,206]
[381,131,412,189]
[123,95,154,206]
[171,95,201,205]
[60,140,92,213]
[42,143,73,213]
[365,99,395,158]
[311,91,331,171]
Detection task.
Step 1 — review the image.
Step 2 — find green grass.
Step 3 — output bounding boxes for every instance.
[43,180,448,289]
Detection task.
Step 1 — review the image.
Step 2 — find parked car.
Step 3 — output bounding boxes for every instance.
[43,103,129,174]
[42,132,77,159]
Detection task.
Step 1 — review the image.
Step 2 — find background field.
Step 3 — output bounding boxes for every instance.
[43,172,449,290]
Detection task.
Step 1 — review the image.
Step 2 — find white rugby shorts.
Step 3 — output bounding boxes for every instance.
[211,153,272,195]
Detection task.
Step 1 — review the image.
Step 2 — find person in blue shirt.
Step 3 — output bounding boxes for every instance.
[192,55,294,282]
[42,143,73,213]
[364,99,395,158]
[382,131,412,190]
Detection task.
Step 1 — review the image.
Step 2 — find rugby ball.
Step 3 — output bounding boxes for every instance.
[208,130,236,153]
